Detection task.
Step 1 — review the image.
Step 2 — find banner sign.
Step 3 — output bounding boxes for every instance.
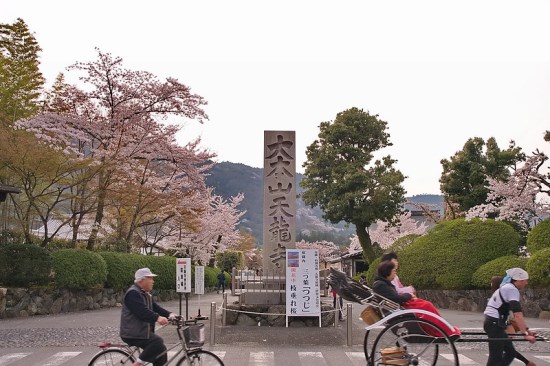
[176,258,191,293]
[195,266,204,295]
[285,249,321,316]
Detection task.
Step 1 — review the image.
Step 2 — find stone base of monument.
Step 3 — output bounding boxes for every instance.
[239,291,284,305]
[225,303,335,327]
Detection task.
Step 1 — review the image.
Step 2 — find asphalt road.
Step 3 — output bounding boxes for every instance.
[1,290,549,365]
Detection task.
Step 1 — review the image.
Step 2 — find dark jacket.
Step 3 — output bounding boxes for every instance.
[372,275,413,305]
[217,272,225,283]
[120,284,171,340]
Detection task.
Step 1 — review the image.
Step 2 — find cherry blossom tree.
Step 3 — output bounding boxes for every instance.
[466,151,550,230]
[346,235,363,255]
[17,49,211,249]
[347,211,429,253]
[369,211,429,249]
[296,239,338,262]
[157,191,245,264]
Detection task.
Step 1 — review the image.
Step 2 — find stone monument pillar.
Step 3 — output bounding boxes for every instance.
[262,131,297,274]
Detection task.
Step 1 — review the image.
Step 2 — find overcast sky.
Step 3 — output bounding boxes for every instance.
[3,1,550,196]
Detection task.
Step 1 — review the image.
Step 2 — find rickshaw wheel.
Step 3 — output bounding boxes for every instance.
[370,318,458,366]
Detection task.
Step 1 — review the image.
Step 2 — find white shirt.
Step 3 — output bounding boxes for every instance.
[484,283,520,318]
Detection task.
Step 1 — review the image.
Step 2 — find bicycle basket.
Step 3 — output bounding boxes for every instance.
[184,323,205,348]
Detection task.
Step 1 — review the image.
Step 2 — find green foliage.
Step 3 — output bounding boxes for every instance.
[300,107,406,262]
[99,252,147,289]
[145,256,177,290]
[216,250,244,272]
[204,266,220,288]
[388,234,421,253]
[0,18,45,123]
[0,243,52,286]
[52,249,107,289]
[439,137,524,212]
[526,248,550,288]
[365,257,382,285]
[471,256,528,288]
[398,219,520,289]
[99,252,177,290]
[526,218,550,254]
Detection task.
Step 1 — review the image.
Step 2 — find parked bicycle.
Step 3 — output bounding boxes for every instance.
[88,316,224,366]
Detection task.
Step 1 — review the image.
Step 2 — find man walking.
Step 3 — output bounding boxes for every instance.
[120,268,175,366]
[483,268,536,366]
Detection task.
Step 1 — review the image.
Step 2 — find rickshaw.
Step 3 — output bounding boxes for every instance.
[327,268,548,366]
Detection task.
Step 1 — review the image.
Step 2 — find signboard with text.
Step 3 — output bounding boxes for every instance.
[176,258,191,293]
[195,266,204,295]
[285,249,321,321]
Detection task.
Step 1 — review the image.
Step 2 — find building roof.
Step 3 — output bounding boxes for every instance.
[0,184,21,202]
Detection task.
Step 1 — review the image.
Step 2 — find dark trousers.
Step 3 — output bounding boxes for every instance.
[484,317,515,366]
[218,280,225,293]
[122,333,167,366]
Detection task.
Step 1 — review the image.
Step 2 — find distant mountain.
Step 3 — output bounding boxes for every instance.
[205,161,443,247]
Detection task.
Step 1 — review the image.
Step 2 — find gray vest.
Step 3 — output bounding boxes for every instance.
[120,284,154,339]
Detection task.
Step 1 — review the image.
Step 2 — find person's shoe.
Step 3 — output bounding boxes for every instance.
[526,361,536,366]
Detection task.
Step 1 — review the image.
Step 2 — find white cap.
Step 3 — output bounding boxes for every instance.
[506,268,529,281]
[134,268,157,281]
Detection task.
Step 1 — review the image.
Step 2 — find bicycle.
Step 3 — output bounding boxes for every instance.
[88,316,224,366]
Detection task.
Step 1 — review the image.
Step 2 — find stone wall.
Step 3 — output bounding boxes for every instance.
[2,287,549,320]
[418,288,550,319]
[0,287,180,319]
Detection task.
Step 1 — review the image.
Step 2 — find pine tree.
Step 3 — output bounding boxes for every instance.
[0,18,45,124]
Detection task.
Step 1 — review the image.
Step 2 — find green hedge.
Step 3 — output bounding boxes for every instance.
[99,252,177,290]
[216,250,244,272]
[0,243,52,286]
[365,257,382,286]
[471,256,528,288]
[398,219,519,289]
[52,249,107,289]
[526,218,550,254]
[526,248,550,287]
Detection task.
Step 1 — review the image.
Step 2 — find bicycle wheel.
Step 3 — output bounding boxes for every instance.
[370,318,458,366]
[176,349,224,366]
[88,348,135,366]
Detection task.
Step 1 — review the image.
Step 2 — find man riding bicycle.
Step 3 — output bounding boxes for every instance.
[120,268,175,366]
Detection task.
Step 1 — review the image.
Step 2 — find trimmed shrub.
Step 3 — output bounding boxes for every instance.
[204,266,219,288]
[216,251,244,272]
[52,249,107,289]
[471,256,528,288]
[146,256,177,290]
[398,219,520,289]
[100,252,177,290]
[0,243,52,286]
[388,234,421,253]
[100,252,148,289]
[526,218,550,254]
[365,257,382,286]
[526,248,550,288]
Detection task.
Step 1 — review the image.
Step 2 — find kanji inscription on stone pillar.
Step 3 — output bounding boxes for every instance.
[263,131,296,274]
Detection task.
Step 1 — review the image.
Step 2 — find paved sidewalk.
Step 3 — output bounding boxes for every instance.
[0,290,548,349]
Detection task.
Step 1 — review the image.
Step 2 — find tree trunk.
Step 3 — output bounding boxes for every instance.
[87,171,108,250]
[355,223,376,263]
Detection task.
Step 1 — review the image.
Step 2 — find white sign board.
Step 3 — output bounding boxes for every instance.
[285,249,321,320]
[176,258,191,293]
[195,266,205,295]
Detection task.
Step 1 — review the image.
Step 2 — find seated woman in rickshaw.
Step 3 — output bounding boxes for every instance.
[372,260,461,338]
